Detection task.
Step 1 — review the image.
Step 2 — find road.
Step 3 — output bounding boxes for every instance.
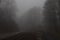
[2,32,44,40]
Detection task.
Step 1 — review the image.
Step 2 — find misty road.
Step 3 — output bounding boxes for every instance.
[2,32,44,40]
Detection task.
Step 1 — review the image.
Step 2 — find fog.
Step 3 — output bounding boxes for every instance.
[0,0,60,39]
[15,0,46,18]
[14,0,46,32]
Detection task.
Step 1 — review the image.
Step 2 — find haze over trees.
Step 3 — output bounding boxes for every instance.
[42,0,57,33]
[19,7,41,32]
[0,0,19,33]
[0,0,60,40]
[42,0,60,40]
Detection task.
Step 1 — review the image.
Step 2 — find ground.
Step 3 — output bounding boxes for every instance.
[1,32,44,40]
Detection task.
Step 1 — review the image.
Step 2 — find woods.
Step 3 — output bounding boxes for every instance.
[0,0,19,33]
[0,0,60,40]
[42,0,60,40]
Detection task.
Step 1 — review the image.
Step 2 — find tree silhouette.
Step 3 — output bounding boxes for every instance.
[43,0,60,40]
[43,0,57,33]
[0,0,19,33]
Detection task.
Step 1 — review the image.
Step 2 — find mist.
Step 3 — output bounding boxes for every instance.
[15,0,46,32]
[15,0,46,18]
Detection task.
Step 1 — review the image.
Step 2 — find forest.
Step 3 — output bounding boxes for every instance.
[0,0,60,40]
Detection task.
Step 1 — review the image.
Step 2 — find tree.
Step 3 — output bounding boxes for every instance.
[43,0,60,40]
[43,0,57,33]
[0,0,19,33]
